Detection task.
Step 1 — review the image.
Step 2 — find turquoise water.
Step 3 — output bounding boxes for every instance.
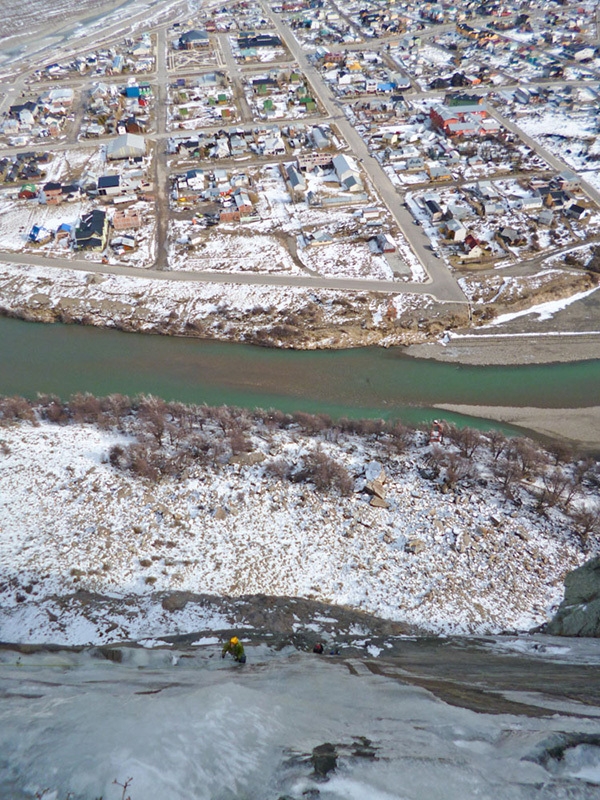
[0,317,598,427]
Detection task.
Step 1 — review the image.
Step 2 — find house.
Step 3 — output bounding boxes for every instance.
[286,164,306,192]
[18,184,37,200]
[428,165,452,181]
[179,29,210,49]
[61,184,82,202]
[406,156,425,171]
[566,203,586,221]
[375,233,396,252]
[123,116,146,135]
[556,170,580,192]
[55,222,72,241]
[234,191,253,215]
[111,235,136,251]
[297,150,332,170]
[98,175,122,197]
[445,218,467,242]
[424,199,443,221]
[238,34,281,48]
[262,134,285,155]
[497,227,523,246]
[45,87,74,107]
[19,109,36,128]
[106,133,146,160]
[519,195,543,212]
[75,209,108,250]
[41,182,63,205]
[332,153,363,192]
[563,44,596,62]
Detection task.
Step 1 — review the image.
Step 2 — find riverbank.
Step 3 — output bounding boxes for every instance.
[0,260,597,356]
[435,403,600,452]
[406,332,600,366]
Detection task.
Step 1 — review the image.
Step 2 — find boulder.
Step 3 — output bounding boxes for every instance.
[406,539,426,554]
[364,462,386,483]
[311,742,337,776]
[369,496,389,509]
[365,479,386,500]
[544,557,600,637]
[161,592,190,612]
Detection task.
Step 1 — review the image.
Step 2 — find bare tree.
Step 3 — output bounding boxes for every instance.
[510,438,547,478]
[445,453,473,489]
[538,468,572,510]
[451,426,483,458]
[570,508,600,549]
[487,429,507,462]
[494,455,524,500]
[136,396,168,447]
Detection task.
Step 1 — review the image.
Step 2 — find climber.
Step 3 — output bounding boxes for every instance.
[222,636,246,664]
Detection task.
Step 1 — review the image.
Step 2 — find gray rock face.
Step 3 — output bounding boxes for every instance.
[545,558,600,637]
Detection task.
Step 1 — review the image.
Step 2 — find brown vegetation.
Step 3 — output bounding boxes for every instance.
[0,395,598,548]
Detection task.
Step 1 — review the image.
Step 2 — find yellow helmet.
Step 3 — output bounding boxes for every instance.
[230,637,239,645]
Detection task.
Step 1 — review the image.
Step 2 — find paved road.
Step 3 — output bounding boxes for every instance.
[217,33,253,123]
[261,2,466,303]
[153,25,170,269]
[0,251,443,297]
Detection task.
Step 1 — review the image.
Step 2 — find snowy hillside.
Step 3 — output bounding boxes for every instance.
[0,395,598,645]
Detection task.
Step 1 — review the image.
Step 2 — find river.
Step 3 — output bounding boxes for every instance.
[1,317,599,429]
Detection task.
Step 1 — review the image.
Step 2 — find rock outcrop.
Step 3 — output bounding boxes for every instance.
[544,557,600,637]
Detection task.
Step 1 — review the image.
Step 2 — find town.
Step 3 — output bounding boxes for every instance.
[0,0,599,339]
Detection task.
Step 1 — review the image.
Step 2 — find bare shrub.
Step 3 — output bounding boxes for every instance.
[548,440,575,466]
[230,430,252,455]
[296,449,353,496]
[264,457,292,481]
[445,453,473,489]
[109,444,126,468]
[69,392,103,425]
[136,395,168,447]
[99,394,133,428]
[337,417,386,437]
[37,394,69,424]
[537,468,572,510]
[292,411,331,434]
[385,420,411,453]
[0,396,36,425]
[255,407,292,429]
[126,445,163,482]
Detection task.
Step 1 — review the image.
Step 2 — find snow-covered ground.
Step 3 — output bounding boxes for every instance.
[0,409,596,646]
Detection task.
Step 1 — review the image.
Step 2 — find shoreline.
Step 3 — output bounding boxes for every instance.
[435,403,600,452]
[404,333,600,366]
